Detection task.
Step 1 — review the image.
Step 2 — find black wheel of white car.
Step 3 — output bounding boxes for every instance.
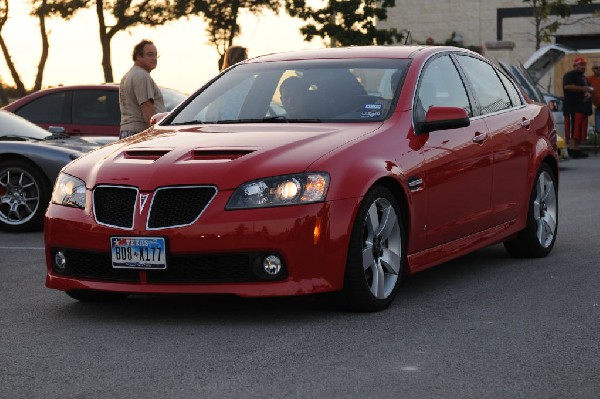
[341,186,404,312]
[504,163,558,258]
[0,160,50,232]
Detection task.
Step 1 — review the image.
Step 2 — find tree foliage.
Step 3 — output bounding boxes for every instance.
[176,0,280,61]
[0,0,27,97]
[284,0,404,47]
[40,0,179,83]
[0,0,88,98]
[524,0,596,49]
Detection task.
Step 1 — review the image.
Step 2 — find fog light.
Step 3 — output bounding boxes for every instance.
[54,251,67,272]
[263,255,282,276]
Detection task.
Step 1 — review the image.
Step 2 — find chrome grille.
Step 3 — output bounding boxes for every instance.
[93,186,137,229]
[147,186,216,229]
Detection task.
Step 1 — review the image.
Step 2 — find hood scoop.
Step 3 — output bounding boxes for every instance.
[124,149,171,161]
[191,149,254,161]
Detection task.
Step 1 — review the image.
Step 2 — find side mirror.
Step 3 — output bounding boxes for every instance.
[150,112,169,125]
[48,126,66,134]
[416,106,470,134]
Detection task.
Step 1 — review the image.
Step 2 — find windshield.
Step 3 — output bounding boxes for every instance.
[0,111,51,140]
[161,87,187,111]
[168,58,409,125]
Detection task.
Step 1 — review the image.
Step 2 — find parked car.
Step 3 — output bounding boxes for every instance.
[2,84,187,137]
[0,111,109,231]
[44,46,559,311]
[498,45,573,159]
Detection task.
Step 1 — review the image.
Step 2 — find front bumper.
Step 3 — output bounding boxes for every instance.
[44,194,361,297]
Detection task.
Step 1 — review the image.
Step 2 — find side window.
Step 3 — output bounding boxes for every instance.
[14,92,68,124]
[498,72,523,107]
[415,55,472,123]
[72,90,120,126]
[456,55,512,115]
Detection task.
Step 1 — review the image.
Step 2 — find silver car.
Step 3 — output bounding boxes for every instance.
[0,111,107,231]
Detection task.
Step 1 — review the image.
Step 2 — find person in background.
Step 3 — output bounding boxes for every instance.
[119,39,165,139]
[587,60,600,134]
[563,57,593,159]
[220,46,248,71]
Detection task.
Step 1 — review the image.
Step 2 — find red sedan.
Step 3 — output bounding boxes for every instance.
[44,46,559,311]
[2,84,186,137]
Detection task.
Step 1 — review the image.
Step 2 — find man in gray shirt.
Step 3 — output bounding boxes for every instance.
[119,39,165,139]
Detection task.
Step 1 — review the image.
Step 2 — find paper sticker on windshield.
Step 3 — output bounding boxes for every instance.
[361,103,383,118]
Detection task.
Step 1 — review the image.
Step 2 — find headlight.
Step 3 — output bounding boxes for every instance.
[226,173,330,209]
[51,173,87,209]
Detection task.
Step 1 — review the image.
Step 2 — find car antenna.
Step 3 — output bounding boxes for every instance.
[404,31,411,45]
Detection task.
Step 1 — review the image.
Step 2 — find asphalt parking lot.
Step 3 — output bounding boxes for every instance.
[1,154,599,398]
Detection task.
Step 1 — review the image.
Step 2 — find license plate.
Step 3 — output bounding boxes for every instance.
[111,237,166,269]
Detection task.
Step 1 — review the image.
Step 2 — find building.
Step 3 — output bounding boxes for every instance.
[380,0,600,93]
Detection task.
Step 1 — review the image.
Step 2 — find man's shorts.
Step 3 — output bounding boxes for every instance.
[564,112,588,142]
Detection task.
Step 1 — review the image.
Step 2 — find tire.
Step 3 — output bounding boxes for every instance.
[340,186,405,312]
[66,290,129,302]
[504,163,558,258]
[0,160,50,232]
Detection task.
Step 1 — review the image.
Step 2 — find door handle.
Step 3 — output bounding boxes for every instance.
[472,131,488,143]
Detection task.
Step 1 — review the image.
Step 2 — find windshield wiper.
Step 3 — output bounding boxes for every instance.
[169,120,204,126]
[0,135,38,141]
[169,117,322,126]
[219,117,322,124]
[44,132,71,140]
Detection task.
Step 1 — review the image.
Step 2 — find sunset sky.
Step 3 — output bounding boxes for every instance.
[0,2,323,94]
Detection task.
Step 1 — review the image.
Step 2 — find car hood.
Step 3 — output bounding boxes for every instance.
[523,44,575,84]
[67,122,384,191]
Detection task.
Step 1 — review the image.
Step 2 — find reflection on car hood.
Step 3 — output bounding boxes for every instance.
[36,135,110,153]
[66,122,383,191]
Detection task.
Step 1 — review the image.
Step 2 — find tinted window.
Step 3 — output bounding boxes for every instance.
[415,55,472,123]
[72,90,120,126]
[14,92,67,124]
[498,72,523,107]
[456,55,511,115]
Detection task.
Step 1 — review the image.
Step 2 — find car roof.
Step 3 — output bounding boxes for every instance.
[246,45,476,64]
[24,83,119,93]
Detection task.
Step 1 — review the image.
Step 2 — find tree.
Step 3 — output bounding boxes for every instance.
[32,0,89,91]
[46,1,180,83]
[0,76,8,105]
[0,0,26,97]
[95,0,179,82]
[524,0,596,49]
[284,0,404,47]
[176,0,280,68]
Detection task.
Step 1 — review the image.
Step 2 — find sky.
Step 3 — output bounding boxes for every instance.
[0,2,324,95]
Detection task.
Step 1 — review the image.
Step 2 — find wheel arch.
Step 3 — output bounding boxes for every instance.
[0,153,54,191]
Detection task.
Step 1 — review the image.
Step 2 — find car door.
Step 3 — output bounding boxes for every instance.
[416,54,494,248]
[455,54,536,226]
[70,89,120,136]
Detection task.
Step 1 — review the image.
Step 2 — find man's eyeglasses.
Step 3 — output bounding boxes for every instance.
[144,52,160,58]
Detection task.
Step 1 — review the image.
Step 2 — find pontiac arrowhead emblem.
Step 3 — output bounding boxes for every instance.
[139,194,150,214]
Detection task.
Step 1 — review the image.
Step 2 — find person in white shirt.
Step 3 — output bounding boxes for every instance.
[119,39,165,139]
